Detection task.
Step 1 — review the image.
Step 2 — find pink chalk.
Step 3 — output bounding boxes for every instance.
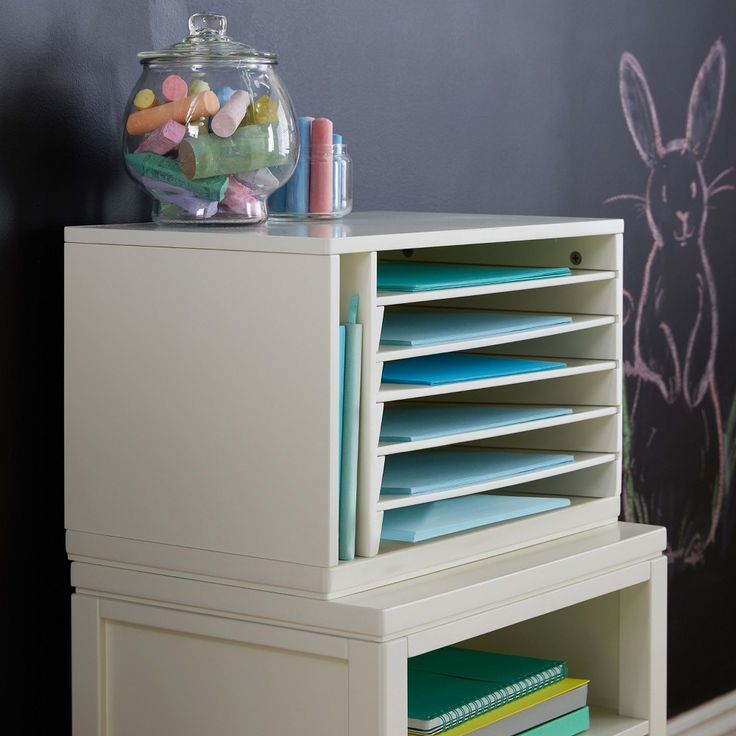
[211,90,251,138]
[162,74,188,102]
[309,118,333,214]
[134,119,186,155]
[222,176,260,214]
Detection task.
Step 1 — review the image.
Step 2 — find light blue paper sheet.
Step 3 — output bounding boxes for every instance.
[381,354,566,386]
[380,404,573,442]
[381,449,574,495]
[380,310,572,346]
[381,494,571,542]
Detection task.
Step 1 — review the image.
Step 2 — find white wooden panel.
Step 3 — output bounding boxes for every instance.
[619,556,667,733]
[65,243,339,567]
[587,707,647,736]
[469,413,619,453]
[435,369,620,407]
[379,234,620,270]
[515,460,621,499]
[105,621,348,736]
[462,591,621,711]
[348,639,407,736]
[486,323,618,360]
[72,594,104,736]
[431,277,619,316]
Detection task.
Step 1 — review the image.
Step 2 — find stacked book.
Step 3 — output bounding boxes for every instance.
[408,648,589,736]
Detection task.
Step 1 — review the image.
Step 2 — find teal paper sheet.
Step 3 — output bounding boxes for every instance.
[381,494,571,543]
[382,449,574,495]
[380,404,573,442]
[339,297,361,561]
[516,707,590,736]
[380,310,572,346]
[377,261,572,292]
[381,354,566,386]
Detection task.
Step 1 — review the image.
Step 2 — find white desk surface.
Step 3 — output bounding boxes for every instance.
[65,211,624,255]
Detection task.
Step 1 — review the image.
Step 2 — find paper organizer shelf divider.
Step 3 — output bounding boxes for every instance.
[64,212,624,598]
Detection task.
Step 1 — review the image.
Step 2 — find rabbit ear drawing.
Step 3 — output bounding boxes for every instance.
[620,52,663,167]
[687,39,726,160]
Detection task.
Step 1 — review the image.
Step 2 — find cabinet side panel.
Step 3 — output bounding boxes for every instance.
[65,243,338,567]
[105,621,348,736]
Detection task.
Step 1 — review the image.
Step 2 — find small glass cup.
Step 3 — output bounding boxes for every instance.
[269,143,352,220]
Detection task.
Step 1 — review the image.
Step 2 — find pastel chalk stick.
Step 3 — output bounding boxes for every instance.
[133,88,158,110]
[178,124,288,179]
[141,176,218,216]
[237,167,280,191]
[332,132,342,212]
[124,152,229,201]
[221,176,259,214]
[268,185,286,212]
[211,90,251,138]
[309,117,333,214]
[244,95,279,125]
[159,200,218,219]
[134,119,186,155]
[216,86,236,106]
[286,116,313,213]
[188,79,210,95]
[126,91,220,136]
[162,74,188,102]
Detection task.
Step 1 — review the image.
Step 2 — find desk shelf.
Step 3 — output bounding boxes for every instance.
[64,212,624,595]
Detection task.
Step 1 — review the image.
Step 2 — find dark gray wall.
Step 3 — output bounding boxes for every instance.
[3,1,736,729]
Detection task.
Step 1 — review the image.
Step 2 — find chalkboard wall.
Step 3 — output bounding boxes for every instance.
[3,1,735,729]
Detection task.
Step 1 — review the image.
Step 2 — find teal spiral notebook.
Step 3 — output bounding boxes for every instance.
[407,647,568,732]
[380,494,571,542]
[380,405,573,443]
[381,354,566,386]
[377,261,571,292]
[381,449,574,495]
[380,310,572,346]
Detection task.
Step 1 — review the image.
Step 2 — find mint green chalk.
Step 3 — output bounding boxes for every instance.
[125,152,229,202]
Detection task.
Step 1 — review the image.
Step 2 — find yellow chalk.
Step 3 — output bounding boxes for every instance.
[244,96,279,125]
[133,88,158,110]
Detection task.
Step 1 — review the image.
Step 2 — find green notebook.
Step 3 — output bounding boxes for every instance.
[408,648,567,732]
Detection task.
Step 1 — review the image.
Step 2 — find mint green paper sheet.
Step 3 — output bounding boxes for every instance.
[380,310,572,346]
[380,404,573,442]
[377,261,571,292]
[339,297,361,561]
[515,707,589,736]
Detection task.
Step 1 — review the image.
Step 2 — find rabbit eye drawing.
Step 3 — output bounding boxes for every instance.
[607,39,734,567]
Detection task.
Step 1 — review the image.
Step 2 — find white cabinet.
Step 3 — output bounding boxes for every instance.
[71,523,666,736]
[64,213,666,735]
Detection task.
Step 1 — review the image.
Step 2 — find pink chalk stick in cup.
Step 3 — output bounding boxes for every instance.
[309,117,333,214]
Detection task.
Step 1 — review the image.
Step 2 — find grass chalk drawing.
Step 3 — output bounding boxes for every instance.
[607,40,733,566]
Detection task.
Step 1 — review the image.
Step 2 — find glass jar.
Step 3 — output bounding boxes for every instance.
[269,142,352,220]
[122,12,298,225]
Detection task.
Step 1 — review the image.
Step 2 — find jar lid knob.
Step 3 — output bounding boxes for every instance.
[188,12,227,39]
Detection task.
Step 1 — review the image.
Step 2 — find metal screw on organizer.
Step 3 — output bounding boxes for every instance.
[570,251,582,265]
[402,249,415,258]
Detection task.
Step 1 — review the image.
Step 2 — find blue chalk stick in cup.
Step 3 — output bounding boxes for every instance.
[286,116,313,213]
[268,185,286,213]
[333,133,342,212]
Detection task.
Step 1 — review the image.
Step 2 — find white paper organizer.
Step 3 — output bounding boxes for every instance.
[64,212,623,598]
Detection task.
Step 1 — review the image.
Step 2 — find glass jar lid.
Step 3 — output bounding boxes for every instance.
[138,12,277,65]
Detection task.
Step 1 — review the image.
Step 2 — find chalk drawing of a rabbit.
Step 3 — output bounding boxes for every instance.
[613,40,732,566]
